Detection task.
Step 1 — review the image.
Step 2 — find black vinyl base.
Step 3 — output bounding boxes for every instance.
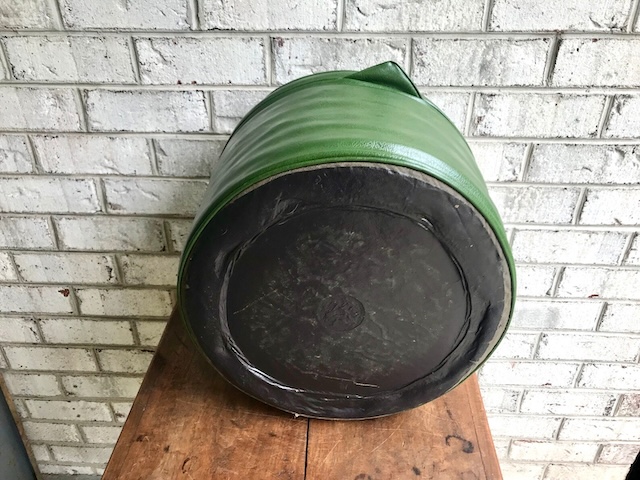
[181,163,510,418]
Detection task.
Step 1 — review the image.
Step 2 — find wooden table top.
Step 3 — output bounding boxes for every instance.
[103,309,502,480]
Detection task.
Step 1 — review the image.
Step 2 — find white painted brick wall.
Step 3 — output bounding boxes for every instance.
[413,39,549,87]
[1,2,639,477]
[605,95,640,138]
[85,90,209,132]
[272,37,407,84]
[512,230,627,264]
[103,178,207,215]
[527,144,640,184]
[59,0,191,30]
[4,36,135,83]
[580,188,640,225]
[472,94,605,138]
[344,0,484,31]
[0,135,33,173]
[136,37,266,85]
[489,0,632,31]
[0,88,81,131]
[201,0,337,31]
[32,135,153,175]
[553,39,640,87]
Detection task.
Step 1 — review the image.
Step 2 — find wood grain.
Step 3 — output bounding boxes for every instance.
[104,309,501,480]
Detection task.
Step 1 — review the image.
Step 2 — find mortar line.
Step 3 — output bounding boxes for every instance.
[162,220,174,253]
[96,178,109,214]
[337,0,345,31]
[571,187,588,224]
[187,0,200,30]
[47,0,65,30]
[68,287,82,316]
[542,34,560,87]
[549,266,564,297]
[128,36,142,84]
[0,39,13,80]
[609,394,625,416]
[463,92,477,136]
[553,417,566,440]
[406,37,413,75]
[204,91,214,132]
[594,302,609,332]
[617,232,637,266]
[72,88,89,132]
[47,216,61,250]
[530,332,545,360]
[264,36,274,86]
[481,0,494,32]
[517,143,534,182]
[32,316,47,344]
[596,96,615,138]
[7,251,25,283]
[147,138,160,175]
[25,135,44,173]
[571,363,585,388]
[110,254,125,285]
[0,346,10,370]
[628,0,640,33]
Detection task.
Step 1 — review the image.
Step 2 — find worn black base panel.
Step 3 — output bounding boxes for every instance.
[181,164,509,419]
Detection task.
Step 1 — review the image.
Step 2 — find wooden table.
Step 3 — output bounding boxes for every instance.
[103,309,502,479]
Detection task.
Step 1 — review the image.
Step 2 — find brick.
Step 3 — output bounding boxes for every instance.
[211,90,270,133]
[512,230,626,264]
[155,139,225,177]
[32,135,153,175]
[51,445,112,463]
[560,418,640,441]
[0,177,99,214]
[510,440,598,462]
[580,188,640,225]
[0,252,18,281]
[626,236,640,265]
[345,0,483,31]
[600,304,640,333]
[59,0,190,30]
[488,415,561,439]
[413,39,548,87]
[0,217,54,249]
[136,321,166,346]
[510,300,602,330]
[490,332,538,359]
[14,253,117,284]
[467,142,525,182]
[39,464,94,475]
[273,37,407,85]
[499,463,546,480]
[553,39,640,87]
[119,254,179,286]
[23,421,81,442]
[579,364,640,390]
[40,319,134,345]
[489,0,632,31]
[0,135,33,173]
[27,399,112,422]
[0,317,40,343]
[605,95,640,138]
[0,88,81,131]
[4,36,135,83]
[104,178,207,215]
[0,285,74,314]
[520,390,617,416]
[136,37,266,85]
[537,333,640,361]
[201,0,336,30]
[61,375,142,398]
[527,144,640,184]
[166,219,193,252]
[55,217,166,252]
[558,267,640,300]
[85,90,208,133]
[488,186,579,224]
[112,402,133,422]
[599,444,640,464]
[480,361,579,387]
[0,0,56,29]
[421,92,469,132]
[4,346,96,371]
[515,265,557,297]
[76,288,172,317]
[618,394,640,416]
[30,444,50,462]
[80,425,122,444]
[2,373,60,396]
[472,94,605,138]
[479,387,520,413]
[97,349,153,373]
